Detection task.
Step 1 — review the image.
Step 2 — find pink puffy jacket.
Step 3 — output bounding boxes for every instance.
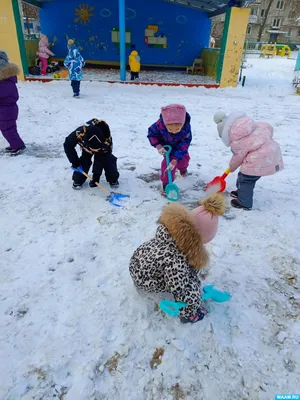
[37,36,54,59]
[220,112,284,176]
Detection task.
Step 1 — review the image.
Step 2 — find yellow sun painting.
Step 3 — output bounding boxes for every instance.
[75,4,94,25]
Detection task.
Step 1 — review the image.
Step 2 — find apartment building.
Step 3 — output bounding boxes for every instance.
[212,0,300,45]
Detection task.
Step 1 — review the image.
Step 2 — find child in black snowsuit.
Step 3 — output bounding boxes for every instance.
[64,119,119,190]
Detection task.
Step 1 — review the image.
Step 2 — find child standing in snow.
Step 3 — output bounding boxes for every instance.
[64,39,85,98]
[64,118,119,190]
[129,193,225,324]
[147,104,192,195]
[129,44,140,81]
[0,51,26,155]
[37,34,54,76]
[214,111,284,210]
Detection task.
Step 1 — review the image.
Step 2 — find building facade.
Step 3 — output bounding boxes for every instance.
[212,0,300,45]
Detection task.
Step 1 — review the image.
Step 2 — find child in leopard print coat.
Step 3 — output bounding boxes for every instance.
[129,193,225,324]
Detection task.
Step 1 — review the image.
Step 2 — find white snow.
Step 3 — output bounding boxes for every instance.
[1,56,300,400]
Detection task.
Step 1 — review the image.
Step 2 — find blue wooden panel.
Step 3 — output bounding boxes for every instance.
[39,0,211,66]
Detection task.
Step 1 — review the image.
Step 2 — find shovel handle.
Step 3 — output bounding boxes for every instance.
[220,168,231,180]
[71,167,111,195]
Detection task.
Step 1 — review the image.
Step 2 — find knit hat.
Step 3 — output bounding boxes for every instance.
[83,119,111,150]
[0,51,9,69]
[161,104,186,126]
[213,111,227,137]
[190,193,225,244]
[68,39,75,47]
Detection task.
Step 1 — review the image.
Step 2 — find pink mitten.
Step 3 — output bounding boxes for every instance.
[167,159,177,171]
[157,145,167,155]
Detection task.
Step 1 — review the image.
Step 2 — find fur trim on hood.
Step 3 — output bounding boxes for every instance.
[158,203,209,270]
[0,63,20,81]
[220,111,246,147]
[200,193,226,216]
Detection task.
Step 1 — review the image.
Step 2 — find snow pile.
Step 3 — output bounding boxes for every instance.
[0,57,300,400]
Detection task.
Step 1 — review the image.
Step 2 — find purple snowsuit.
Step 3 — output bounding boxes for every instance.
[0,63,25,149]
[147,113,192,185]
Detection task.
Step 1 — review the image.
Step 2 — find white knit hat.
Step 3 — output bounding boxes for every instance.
[213,111,227,137]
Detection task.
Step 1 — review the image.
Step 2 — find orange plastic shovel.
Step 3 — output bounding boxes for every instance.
[205,168,231,194]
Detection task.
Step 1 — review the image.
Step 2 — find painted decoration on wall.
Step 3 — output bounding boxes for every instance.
[74,4,94,25]
[111,28,131,47]
[144,25,167,48]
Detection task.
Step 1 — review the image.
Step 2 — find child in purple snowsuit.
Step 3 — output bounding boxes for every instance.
[0,51,25,155]
[147,104,192,194]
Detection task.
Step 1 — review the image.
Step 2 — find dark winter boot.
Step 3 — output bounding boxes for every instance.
[180,170,188,178]
[5,146,12,153]
[109,180,119,189]
[231,199,251,211]
[230,190,238,198]
[89,180,98,188]
[72,182,83,190]
[10,145,26,156]
[180,306,207,324]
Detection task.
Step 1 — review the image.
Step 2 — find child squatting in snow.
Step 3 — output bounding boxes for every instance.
[214,111,284,211]
[147,104,192,196]
[64,118,120,190]
[129,193,225,324]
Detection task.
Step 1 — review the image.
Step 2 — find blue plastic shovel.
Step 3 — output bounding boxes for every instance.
[163,145,180,202]
[159,285,231,317]
[71,167,129,207]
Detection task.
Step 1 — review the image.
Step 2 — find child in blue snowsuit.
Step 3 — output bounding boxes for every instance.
[64,39,85,97]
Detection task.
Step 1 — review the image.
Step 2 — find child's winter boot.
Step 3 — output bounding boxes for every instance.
[72,182,83,190]
[231,199,251,211]
[180,306,207,324]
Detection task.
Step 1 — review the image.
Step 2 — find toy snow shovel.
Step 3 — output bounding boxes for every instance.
[205,167,231,194]
[71,167,129,207]
[163,145,180,202]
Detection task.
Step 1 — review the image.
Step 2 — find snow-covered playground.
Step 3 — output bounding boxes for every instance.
[1,56,300,400]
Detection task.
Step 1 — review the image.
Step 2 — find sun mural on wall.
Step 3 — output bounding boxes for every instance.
[74,4,94,25]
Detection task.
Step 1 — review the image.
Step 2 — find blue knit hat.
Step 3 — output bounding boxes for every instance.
[0,51,9,69]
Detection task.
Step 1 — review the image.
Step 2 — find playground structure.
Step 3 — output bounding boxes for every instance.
[0,0,250,88]
[259,43,291,58]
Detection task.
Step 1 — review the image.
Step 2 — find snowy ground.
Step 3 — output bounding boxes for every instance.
[1,56,300,400]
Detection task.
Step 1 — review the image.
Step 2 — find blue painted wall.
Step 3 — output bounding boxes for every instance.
[39,0,211,66]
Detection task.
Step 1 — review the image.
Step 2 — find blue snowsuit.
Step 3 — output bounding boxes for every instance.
[64,46,85,95]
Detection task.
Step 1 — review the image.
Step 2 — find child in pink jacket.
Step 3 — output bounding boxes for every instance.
[37,34,54,76]
[214,111,284,210]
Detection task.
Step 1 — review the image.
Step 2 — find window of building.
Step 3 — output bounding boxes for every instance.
[247,25,252,35]
[272,18,281,28]
[298,28,300,36]
[261,9,265,18]
[276,0,284,10]
[251,7,258,15]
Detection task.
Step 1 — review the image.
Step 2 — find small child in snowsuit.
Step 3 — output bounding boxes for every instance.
[129,44,140,81]
[0,51,26,155]
[147,104,192,195]
[64,118,120,190]
[64,39,85,98]
[37,34,54,76]
[129,193,225,323]
[214,111,284,210]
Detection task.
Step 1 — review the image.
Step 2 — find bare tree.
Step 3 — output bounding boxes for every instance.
[257,0,276,41]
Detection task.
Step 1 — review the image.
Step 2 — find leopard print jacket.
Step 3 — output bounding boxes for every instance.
[129,203,209,319]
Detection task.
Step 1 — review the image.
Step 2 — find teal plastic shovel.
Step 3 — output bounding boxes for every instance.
[164,145,180,202]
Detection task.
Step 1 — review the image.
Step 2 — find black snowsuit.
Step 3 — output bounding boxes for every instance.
[63,119,119,185]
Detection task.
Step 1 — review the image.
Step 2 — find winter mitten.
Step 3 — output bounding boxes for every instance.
[72,163,81,170]
[180,306,207,324]
[157,145,167,155]
[166,159,177,171]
